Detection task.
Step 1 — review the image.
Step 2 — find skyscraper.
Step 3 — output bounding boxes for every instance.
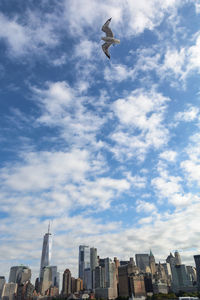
[175,264,193,291]
[16,281,35,300]
[39,224,52,280]
[9,266,31,284]
[149,250,156,275]
[75,278,83,292]
[194,255,200,291]
[166,253,179,292]
[41,266,52,295]
[50,266,59,288]
[135,254,150,272]
[1,283,17,300]
[71,277,76,293]
[90,247,98,289]
[186,266,197,283]
[118,258,139,297]
[95,257,118,300]
[78,245,90,281]
[90,248,98,271]
[0,276,5,298]
[175,251,181,265]
[62,269,71,296]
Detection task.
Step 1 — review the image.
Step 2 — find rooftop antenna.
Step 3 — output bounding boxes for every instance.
[48,221,50,234]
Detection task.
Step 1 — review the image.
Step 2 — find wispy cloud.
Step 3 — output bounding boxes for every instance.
[32,81,106,150]
[110,88,170,161]
[159,150,177,162]
[181,133,200,187]
[175,106,200,122]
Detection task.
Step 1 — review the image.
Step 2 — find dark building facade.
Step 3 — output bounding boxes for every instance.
[135,254,150,272]
[194,255,200,291]
[62,269,71,296]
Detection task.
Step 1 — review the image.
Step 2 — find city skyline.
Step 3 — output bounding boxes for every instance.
[1,0,200,285]
[1,241,200,298]
[1,227,200,284]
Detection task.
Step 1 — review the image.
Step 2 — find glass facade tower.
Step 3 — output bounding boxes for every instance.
[39,225,52,281]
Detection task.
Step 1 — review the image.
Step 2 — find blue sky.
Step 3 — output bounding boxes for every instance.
[1,0,200,282]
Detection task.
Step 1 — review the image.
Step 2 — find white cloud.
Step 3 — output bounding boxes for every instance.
[187,34,200,72]
[1,149,91,191]
[195,2,200,13]
[64,0,183,37]
[0,13,29,55]
[138,215,154,224]
[175,106,199,122]
[169,193,200,207]
[110,88,170,161]
[181,160,200,186]
[180,133,200,187]
[159,32,200,83]
[125,172,147,188]
[0,147,131,214]
[152,174,182,199]
[104,64,134,82]
[0,11,59,57]
[32,81,106,150]
[136,200,157,213]
[151,153,200,208]
[127,31,200,87]
[160,150,177,162]
[33,81,74,116]
[51,54,67,66]
[162,48,186,78]
[70,177,130,210]
[74,40,99,60]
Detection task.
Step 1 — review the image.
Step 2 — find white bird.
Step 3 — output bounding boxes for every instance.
[101,18,120,59]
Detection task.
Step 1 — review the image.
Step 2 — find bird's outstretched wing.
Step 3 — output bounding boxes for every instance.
[102,42,111,59]
[102,18,113,37]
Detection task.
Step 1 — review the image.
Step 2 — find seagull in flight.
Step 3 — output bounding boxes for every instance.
[101,18,120,59]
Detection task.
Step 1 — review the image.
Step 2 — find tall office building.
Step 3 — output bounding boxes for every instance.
[39,225,52,280]
[175,251,181,265]
[9,266,31,284]
[162,262,172,277]
[157,262,167,282]
[90,247,98,271]
[41,266,52,295]
[0,276,6,298]
[194,255,200,291]
[175,264,193,291]
[95,257,118,300]
[84,268,92,290]
[162,262,172,285]
[16,281,35,300]
[90,247,98,289]
[166,253,179,292]
[135,254,150,272]
[62,269,71,296]
[50,266,59,288]
[39,265,58,295]
[79,245,90,281]
[1,283,17,300]
[186,266,197,283]
[129,274,146,298]
[71,277,76,293]
[75,278,83,292]
[149,250,156,275]
[118,258,139,297]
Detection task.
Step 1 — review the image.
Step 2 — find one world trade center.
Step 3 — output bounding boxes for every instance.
[39,224,52,281]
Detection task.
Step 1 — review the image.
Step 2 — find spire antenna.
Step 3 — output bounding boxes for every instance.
[48,221,50,234]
